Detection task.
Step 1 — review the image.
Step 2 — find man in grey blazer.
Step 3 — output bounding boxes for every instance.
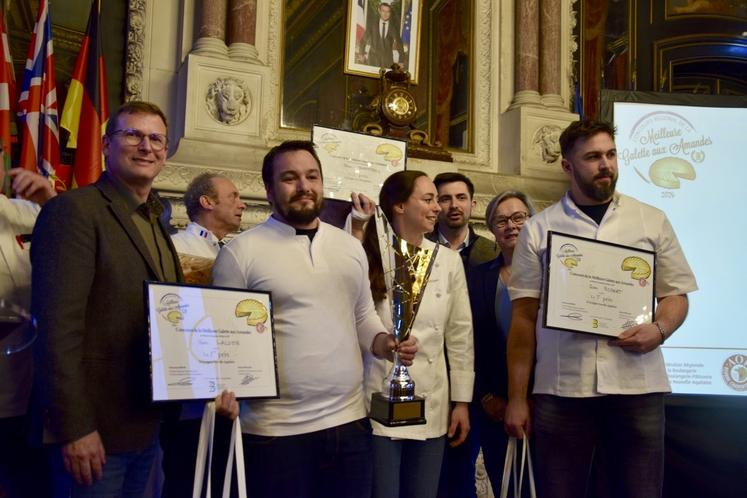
[31,101,182,496]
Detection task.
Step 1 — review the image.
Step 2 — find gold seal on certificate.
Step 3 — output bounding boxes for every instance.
[544,232,656,337]
[146,282,278,401]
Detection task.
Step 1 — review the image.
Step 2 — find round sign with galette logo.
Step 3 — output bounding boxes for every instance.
[722,354,747,392]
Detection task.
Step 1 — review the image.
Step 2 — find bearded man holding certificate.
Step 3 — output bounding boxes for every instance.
[504,119,697,498]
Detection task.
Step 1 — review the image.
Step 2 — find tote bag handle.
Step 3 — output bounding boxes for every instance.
[499,433,536,498]
[193,402,248,498]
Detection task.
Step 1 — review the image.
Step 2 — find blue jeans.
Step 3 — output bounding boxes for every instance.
[533,393,665,498]
[372,435,446,498]
[52,432,160,498]
[242,418,373,498]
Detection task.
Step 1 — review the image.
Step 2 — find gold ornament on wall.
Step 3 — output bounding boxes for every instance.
[361,64,452,162]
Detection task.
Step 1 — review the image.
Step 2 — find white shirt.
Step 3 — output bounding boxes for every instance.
[212,216,386,436]
[0,197,40,418]
[171,221,222,258]
[437,229,471,252]
[364,239,474,440]
[0,197,38,309]
[510,192,697,396]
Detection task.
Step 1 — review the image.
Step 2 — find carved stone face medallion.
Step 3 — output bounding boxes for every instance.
[533,125,562,163]
[206,77,252,125]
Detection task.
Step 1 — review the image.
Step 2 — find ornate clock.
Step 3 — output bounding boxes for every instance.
[360,64,452,162]
[382,88,417,126]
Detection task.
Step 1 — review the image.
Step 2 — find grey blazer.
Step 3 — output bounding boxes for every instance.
[31,172,182,452]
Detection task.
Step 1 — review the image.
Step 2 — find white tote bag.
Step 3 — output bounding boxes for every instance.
[499,435,537,498]
[192,402,248,498]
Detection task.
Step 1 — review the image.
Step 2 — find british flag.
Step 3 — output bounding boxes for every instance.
[17,0,60,180]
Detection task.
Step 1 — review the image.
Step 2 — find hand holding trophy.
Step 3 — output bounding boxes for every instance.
[369,206,438,426]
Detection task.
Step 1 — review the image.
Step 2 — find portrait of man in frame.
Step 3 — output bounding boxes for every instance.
[344,0,422,83]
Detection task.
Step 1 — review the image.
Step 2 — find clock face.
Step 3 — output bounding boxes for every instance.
[382,88,417,126]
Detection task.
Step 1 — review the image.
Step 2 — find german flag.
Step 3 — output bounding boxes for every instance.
[60,0,108,188]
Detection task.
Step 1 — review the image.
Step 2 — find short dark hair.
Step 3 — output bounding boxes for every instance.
[433,172,475,198]
[559,119,616,158]
[261,140,323,187]
[184,172,222,221]
[105,100,168,136]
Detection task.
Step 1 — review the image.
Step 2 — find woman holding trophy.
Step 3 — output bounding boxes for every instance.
[351,170,474,498]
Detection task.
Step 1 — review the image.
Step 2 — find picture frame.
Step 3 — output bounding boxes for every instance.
[145,281,279,402]
[542,232,656,338]
[344,0,422,83]
[312,125,407,201]
[665,0,746,20]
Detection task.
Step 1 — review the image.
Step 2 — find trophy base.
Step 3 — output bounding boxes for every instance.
[369,392,426,427]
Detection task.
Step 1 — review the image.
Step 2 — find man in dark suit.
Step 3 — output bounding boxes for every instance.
[364,2,403,68]
[428,172,499,271]
[430,172,499,498]
[31,101,182,496]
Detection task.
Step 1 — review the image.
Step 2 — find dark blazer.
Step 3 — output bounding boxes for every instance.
[467,254,508,401]
[463,232,500,271]
[365,18,403,68]
[30,172,182,452]
[426,225,500,274]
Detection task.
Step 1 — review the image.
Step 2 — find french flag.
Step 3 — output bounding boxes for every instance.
[354,0,366,46]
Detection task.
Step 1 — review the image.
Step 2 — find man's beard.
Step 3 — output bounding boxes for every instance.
[575,170,617,202]
[442,209,468,229]
[280,192,323,225]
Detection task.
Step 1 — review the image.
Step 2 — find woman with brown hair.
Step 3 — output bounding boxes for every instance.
[353,170,474,498]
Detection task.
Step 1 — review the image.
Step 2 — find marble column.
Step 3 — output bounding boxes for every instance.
[228,0,260,61]
[540,0,565,109]
[511,0,541,107]
[193,0,229,58]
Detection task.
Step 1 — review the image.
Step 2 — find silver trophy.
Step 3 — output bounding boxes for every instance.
[369,207,438,426]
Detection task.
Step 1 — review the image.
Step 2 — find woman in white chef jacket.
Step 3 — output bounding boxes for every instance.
[355,170,474,498]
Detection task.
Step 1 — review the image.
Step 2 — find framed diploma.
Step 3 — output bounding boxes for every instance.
[543,232,656,337]
[312,125,406,201]
[146,282,279,402]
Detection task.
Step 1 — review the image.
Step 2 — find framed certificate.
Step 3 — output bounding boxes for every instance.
[543,232,656,337]
[145,282,279,402]
[312,125,406,201]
